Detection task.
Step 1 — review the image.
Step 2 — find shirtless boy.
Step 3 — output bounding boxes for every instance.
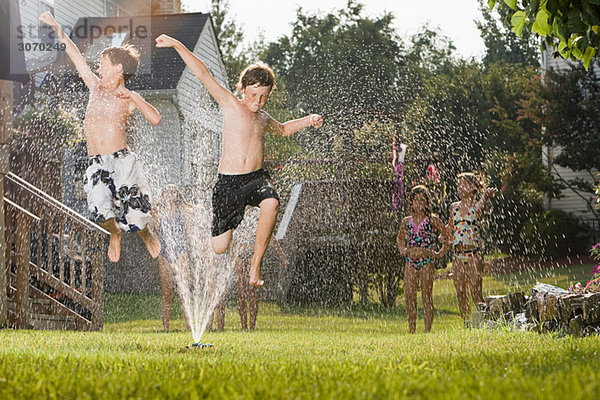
[40,12,162,262]
[155,34,323,286]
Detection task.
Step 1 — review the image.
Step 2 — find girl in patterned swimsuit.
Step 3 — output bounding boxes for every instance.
[397,185,450,333]
[149,185,197,331]
[447,172,497,320]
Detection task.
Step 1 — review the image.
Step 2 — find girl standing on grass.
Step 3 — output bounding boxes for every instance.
[397,185,450,333]
[149,185,195,331]
[447,172,497,320]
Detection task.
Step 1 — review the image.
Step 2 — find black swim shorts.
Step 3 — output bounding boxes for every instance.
[211,168,279,237]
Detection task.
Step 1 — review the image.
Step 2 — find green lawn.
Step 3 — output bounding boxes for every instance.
[1,263,599,399]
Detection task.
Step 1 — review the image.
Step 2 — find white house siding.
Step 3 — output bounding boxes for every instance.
[545,146,597,222]
[542,50,600,228]
[18,0,104,72]
[176,18,229,191]
[133,96,183,200]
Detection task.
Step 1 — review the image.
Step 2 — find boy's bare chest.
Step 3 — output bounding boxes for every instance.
[225,109,267,140]
[86,91,130,120]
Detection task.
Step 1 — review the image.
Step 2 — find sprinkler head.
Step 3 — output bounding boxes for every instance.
[185,342,213,349]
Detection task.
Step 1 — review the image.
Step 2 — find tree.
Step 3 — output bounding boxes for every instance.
[260,0,405,160]
[476,0,540,67]
[210,0,248,89]
[489,0,600,68]
[521,63,600,224]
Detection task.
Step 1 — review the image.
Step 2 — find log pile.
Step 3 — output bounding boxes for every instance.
[469,282,600,337]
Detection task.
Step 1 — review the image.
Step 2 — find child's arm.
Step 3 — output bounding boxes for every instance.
[405,247,438,258]
[115,86,161,125]
[396,218,409,256]
[475,188,497,218]
[266,114,323,137]
[431,215,451,258]
[39,12,98,89]
[147,206,160,237]
[446,202,457,239]
[270,235,289,269]
[155,34,235,108]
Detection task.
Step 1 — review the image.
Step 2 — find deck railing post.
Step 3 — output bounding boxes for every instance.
[0,79,13,327]
[15,212,31,328]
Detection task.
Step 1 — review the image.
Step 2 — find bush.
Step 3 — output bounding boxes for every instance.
[521,209,591,258]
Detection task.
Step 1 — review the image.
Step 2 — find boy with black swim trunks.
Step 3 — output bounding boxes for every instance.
[155,34,323,286]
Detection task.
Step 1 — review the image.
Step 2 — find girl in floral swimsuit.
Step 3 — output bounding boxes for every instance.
[397,185,450,333]
[447,172,497,320]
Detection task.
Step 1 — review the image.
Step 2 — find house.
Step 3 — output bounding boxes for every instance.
[46,12,229,292]
[540,49,599,232]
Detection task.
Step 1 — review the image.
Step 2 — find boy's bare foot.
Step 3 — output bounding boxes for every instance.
[139,229,161,258]
[108,231,122,262]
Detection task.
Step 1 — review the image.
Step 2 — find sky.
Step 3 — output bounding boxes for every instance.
[182,0,487,59]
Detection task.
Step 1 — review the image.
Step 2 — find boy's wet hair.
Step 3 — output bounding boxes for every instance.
[457,172,484,193]
[100,44,140,82]
[409,185,432,217]
[236,62,276,92]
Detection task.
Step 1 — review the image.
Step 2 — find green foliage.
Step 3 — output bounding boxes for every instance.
[537,64,600,172]
[476,0,540,67]
[519,62,600,225]
[261,1,405,147]
[210,0,248,89]
[521,209,591,257]
[595,174,600,209]
[11,94,82,148]
[490,0,600,68]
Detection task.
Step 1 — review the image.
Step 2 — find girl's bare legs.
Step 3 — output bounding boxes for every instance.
[421,263,435,333]
[158,256,173,331]
[404,264,419,334]
[467,253,485,304]
[248,286,258,330]
[249,198,279,287]
[452,258,471,320]
[138,227,161,258]
[214,296,226,331]
[235,257,249,329]
[175,255,192,329]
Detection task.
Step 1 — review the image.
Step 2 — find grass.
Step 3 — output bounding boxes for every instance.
[1,262,599,399]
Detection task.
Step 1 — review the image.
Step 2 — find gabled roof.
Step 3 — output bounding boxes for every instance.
[55,12,211,90]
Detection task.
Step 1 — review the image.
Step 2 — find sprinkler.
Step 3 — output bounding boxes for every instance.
[185,342,213,349]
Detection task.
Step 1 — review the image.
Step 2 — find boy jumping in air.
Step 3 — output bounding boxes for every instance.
[40,12,162,262]
[155,34,323,286]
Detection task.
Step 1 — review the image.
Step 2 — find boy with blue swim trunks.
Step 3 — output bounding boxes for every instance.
[41,12,162,262]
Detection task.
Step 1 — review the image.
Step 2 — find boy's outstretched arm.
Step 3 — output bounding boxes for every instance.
[155,34,235,107]
[267,114,323,137]
[39,12,98,89]
[115,86,161,125]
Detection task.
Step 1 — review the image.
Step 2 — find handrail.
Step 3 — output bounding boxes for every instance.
[4,197,41,222]
[4,173,106,331]
[5,172,109,235]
